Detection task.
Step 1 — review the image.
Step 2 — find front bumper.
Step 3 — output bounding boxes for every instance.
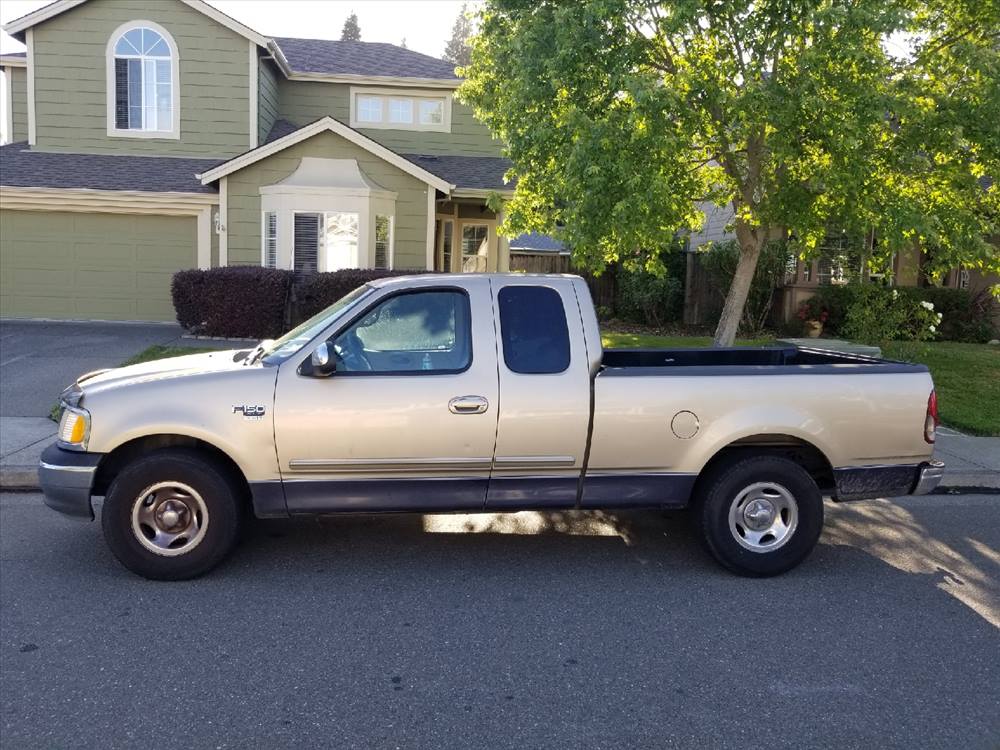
[911,459,945,495]
[38,443,103,521]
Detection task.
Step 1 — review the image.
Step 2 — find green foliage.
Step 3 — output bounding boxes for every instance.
[842,285,941,345]
[898,287,998,343]
[340,12,361,42]
[443,2,474,68]
[461,0,1000,317]
[700,240,790,335]
[615,271,683,327]
[811,283,997,342]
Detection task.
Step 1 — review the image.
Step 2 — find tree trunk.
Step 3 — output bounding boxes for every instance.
[712,221,764,347]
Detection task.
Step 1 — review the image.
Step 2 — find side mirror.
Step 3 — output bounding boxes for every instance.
[306,342,336,378]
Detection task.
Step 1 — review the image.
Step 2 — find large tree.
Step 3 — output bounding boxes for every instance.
[340,11,361,42]
[444,2,474,68]
[461,0,1000,345]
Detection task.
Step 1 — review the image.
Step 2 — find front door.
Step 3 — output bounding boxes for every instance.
[273,278,499,512]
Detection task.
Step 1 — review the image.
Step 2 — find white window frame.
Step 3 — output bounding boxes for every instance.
[106,20,180,139]
[261,211,278,268]
[349,86,452,133]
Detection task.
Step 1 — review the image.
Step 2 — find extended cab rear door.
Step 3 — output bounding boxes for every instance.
[486,278,593,508]
[273,277,500,512]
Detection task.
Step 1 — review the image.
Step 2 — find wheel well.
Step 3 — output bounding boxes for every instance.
[92,434,250,500]
[697,434,835,494]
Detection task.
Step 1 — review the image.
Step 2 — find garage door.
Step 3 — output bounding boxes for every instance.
[0,210,197,322]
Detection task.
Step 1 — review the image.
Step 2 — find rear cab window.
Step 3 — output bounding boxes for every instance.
[497,286,571,374]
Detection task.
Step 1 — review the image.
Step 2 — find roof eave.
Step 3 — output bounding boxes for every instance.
[197,116,454,193]
[286,72,462,89]
[0,55,27,68]
[3,0,270,48]
[450,188,515,199]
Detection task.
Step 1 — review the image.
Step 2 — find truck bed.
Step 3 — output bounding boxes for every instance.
[600,346,928,375]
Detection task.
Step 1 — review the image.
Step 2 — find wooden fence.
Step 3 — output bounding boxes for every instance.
[509,253,617,310]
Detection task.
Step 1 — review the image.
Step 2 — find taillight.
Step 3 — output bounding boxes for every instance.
[924,390,939,444]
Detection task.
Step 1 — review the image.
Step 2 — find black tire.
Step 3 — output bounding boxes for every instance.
[693,454,823,577]
[101,448,245,580]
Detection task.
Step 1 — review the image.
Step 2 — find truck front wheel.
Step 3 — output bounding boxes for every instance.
[694,454,823,577]
[101,449,244,580]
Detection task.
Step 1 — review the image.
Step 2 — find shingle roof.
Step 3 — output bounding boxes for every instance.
[509,232,567,253]
[403,154,513,191]
[0,143,220,193]
[273,37,459,80]
[264,119,302,144]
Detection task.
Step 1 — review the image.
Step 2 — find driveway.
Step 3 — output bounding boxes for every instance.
[0,320,187,417]
[1,493,997,748]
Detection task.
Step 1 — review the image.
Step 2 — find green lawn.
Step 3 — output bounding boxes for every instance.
[600,331,999,436]
[119,345,218,367]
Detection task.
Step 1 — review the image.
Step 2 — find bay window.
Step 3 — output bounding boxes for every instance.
[260,158,397,274]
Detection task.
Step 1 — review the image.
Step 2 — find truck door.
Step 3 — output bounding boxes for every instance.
[273,278,500,512]
[486,279,593,508]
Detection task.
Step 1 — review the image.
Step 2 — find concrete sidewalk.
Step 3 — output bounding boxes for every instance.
[1,420,996,491]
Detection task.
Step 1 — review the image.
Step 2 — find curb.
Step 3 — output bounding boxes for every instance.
[0,465,995,494]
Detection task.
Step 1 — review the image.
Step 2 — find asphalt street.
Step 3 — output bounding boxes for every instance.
[1,492,998,749]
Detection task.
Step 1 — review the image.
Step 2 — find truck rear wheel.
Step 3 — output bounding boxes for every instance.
[694,454,823,577]
[101,449,244,580]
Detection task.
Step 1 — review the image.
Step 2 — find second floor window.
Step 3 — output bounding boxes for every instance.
[349,88,451,132]
[109,23,178,136]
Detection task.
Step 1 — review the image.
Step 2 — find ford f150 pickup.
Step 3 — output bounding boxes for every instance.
[40,274,944,580]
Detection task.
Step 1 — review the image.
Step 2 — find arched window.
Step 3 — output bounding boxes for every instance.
[107,22,178,137]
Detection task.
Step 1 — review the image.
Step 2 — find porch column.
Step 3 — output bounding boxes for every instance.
[495,209,510,272]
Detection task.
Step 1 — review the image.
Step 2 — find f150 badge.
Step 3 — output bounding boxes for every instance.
[233,404,266,421]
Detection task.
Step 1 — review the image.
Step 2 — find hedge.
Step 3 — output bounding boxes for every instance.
[294,269,413,321]
[171,267,413,339]
[172,267,294,338]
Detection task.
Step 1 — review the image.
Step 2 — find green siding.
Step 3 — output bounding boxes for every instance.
[32,0,252,156]
[5,67,28,143]
[0,210,196,321]
[277,80,503,157]
[258,57,280,145]
[226,130,430,269]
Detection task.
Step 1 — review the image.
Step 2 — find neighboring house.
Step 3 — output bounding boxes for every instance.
[685,202,1000,326]
[0,0,516,322]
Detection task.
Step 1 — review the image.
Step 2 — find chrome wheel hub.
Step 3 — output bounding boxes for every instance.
[728,482,798,553]
[131,482,209,557]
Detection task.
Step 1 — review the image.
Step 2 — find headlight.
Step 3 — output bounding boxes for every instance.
[57,406,91,451]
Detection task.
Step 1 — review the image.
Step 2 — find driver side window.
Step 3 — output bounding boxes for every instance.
[331,290,472,374]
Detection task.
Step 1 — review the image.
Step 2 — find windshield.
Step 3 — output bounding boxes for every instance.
[260,285,374,363]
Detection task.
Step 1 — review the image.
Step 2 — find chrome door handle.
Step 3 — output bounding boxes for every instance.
[449,395,489,414]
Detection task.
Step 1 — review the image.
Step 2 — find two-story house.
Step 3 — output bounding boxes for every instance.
[0,0,516,321]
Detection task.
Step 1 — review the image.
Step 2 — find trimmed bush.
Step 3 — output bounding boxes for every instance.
[293,269,413,322]
[172,267,294,338]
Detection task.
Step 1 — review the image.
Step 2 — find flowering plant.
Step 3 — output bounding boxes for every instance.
[797,297,830,322]
[843,285,942,344]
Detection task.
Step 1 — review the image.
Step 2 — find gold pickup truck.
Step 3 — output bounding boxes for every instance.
[40,274,943,580]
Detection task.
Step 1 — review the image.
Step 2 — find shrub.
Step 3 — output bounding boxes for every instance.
[842,285,941,345]
[293,269,413,323]
[172,267,294,338]
[701,239,792,335]
[614,270,683,327]
[897,286,997,343]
